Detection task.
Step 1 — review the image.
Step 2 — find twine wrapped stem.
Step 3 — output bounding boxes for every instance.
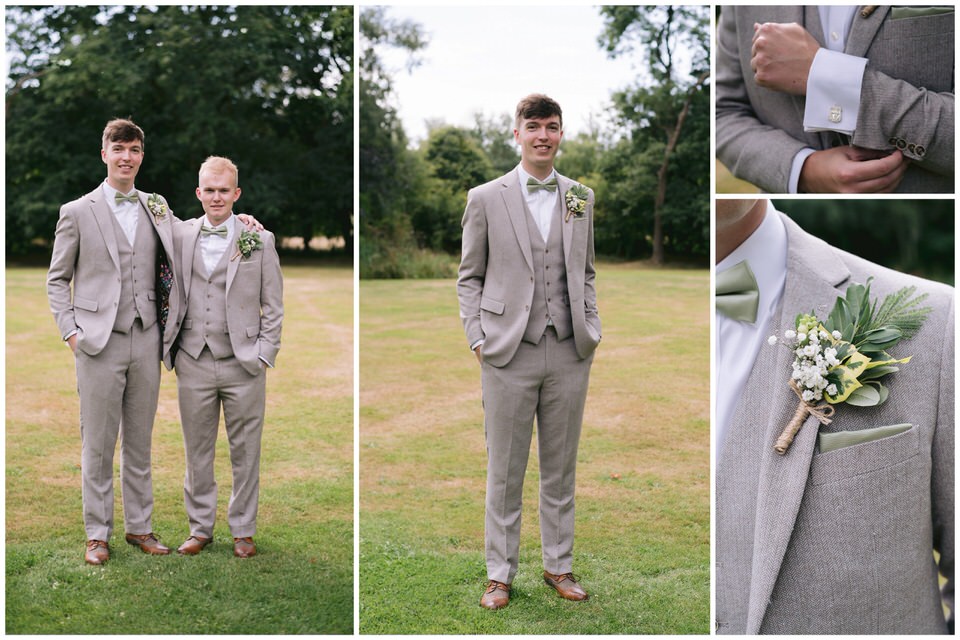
[774,380,836,455]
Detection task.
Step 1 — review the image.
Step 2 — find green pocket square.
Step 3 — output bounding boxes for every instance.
[818,424,912,453]
[890,6,954,19]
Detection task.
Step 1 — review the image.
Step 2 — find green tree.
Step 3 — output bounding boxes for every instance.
[599,5,710,264]
[411,125,495,252]
[469,112,519,175]
[6,5,353,256]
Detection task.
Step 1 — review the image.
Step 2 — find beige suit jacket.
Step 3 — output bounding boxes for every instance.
[457,169,601,367]
[47,187,180,359]
[716,214,954,634]
[170,217,283,376]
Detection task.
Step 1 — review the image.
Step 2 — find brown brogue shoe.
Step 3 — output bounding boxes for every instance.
[543,571,588,601]
[177,535,212,555]
[85,539,110,565]
[125,532,171,555]
[233,537,257,558]
[480,580,511,610]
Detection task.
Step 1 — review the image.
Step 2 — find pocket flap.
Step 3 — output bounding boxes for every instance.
[246,325,260,338]
[73,296,98,312]
[480,296,505,315]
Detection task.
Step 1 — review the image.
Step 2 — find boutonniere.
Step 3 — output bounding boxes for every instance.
[564,184,589,222]
[232,229,263,261]
[147,193,168,222]
[767,278,931,455]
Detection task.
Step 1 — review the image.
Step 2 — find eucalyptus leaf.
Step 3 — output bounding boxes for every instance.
[845,384,882,407]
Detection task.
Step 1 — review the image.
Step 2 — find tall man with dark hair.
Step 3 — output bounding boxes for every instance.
[47,119,180,564]
[457,94,602,609]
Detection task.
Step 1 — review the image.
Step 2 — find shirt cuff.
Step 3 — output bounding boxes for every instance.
[470,339,484,351]
[803,48,867,135]
[259,356,273,368]
[789,148,817,193]
[63,329,78,342]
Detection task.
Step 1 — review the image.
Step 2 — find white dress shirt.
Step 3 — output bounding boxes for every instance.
[102,181,140,245]
[716,202,788,455]
[788,5,868,192]
[516,164,559,242]
[199,213,236,276]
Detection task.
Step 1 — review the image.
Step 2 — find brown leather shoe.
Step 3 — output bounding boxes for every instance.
[125,532,171,555]
[543,571,588,601]
[85,539,110,565]
[177,535,212,555]
[233,537,257,558]
[480,580,511,610]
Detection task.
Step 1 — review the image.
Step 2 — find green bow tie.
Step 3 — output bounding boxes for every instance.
[526,177,558,193]
[200,225,228,238]
[115,192,138,205]
[716,260,759,323]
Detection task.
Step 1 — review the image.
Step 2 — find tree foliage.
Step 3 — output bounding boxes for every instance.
[6,5,353,255]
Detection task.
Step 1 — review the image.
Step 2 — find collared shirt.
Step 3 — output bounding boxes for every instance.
[789,5,868,192]
[516,164,559,242]
[715,201,788,455]
[102,180,140,245]
[199,213,236,276]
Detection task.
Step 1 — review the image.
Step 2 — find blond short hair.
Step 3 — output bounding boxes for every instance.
[198,156,239,186]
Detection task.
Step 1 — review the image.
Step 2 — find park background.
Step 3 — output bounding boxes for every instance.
[5,6,353,633]
[359,6,711,634]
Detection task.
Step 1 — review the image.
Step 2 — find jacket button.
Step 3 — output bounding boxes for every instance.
[915,145,926,156]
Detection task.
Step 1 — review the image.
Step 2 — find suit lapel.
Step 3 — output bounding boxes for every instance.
[802,5,825,44]
[499,170,534,272]
[556,173,575,267]
[744,213,853,633]
[845,6,889,58]
[139,191,175,263]
[182,219,202,302]
[226,224,241,294]
[89,189,121,271]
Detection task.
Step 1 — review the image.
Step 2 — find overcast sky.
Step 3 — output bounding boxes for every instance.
[374,5,643,146]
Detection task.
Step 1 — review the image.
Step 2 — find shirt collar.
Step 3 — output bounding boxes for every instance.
[516,164,557,191]
[203,213,235,232]
[102,180,137,202]
[717,200,788,320]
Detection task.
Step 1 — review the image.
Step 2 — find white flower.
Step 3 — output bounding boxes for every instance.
[831,330,842,340]
[826,383,838,396]
[784,330,796,340]
[797,332,807,343]
[801,389,814,402]
[768,335,778,345]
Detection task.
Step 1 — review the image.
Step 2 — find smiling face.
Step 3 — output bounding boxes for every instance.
[196,169,241,226]
[101,139,143,193]
[514,115,563,180]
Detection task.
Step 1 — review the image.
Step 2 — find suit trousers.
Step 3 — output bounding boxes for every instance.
[175,347,265,538]
[481,327,593,583]
[74,319,160,541]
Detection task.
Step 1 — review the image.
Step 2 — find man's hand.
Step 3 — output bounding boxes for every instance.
[67,334,78,353]
[799,147,909,193]
[236,213,264,231]
[474,346,483,364]
[751,22,820,96]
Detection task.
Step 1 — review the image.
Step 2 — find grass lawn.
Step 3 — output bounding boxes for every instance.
[716,158,760,194]
[359,262,710,634]
[6,264,354,634]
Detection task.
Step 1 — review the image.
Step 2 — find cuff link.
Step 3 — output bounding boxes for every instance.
[828,105,843,123]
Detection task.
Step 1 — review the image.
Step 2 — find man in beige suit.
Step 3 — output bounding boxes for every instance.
[169,156,283,559]
[715,199,953,633]
[47,119,180,564]
[457,94,601,609]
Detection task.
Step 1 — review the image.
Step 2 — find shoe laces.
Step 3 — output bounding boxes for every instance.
[485,580,510,593]
[87,539,108,550]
